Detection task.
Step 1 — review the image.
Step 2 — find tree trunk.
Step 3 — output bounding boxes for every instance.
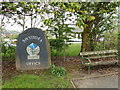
[89,36,94,51]
[88,31,96,51]
[81,21,94,52]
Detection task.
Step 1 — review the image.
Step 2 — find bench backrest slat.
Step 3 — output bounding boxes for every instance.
[80,50,118,56]
[88,55,117,59]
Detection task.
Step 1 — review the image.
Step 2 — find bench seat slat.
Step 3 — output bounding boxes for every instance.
[84,60,118,66]
[80,50,118,56]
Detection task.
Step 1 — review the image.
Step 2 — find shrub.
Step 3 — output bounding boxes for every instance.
[2,42,16,60]
[50,64,67,77]
[49,39,68,56]
[94,30,118,51]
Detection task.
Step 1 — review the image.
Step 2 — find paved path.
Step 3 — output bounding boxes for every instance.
[72,74,118,88]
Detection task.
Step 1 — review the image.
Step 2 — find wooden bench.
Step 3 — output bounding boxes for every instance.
[80,50,118,72]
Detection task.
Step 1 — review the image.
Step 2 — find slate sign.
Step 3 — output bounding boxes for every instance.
[16,28,51,70]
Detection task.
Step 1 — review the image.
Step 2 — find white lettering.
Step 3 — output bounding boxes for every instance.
[26,62,40,66]
[22,35,43,43]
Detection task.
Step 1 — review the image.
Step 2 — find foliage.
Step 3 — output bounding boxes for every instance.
[49,39,65,51]
[42,3,75,54]
[2,42,15,60]
[49,39,68,56]
[1,2,75,53]
[42,2,119,52]
[94,30,118,51]
[61,2,119,52]
[1,2,119,52]
[50,64,67,77]
[1,2,44,31]
[104,31,118,49]
[3,74,72,88]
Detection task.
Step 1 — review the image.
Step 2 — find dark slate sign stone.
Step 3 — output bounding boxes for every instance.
[16,28,51,70]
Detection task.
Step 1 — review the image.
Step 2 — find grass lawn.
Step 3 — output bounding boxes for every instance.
[65,43,81,56]
[2,73,72,88]
[52,43,81,56]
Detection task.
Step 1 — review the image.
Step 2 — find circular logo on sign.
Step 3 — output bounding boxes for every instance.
[27,43,40,55]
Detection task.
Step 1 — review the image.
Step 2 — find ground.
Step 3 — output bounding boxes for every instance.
[2,56,118,84]
[73,74,118,88]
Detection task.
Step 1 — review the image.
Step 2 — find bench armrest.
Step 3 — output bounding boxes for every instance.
[80,56,91,64]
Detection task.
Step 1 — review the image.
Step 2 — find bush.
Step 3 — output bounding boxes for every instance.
[104,31,118,50]
[49,39,68,56]
[50,64,67,77]
[2,42,16,60]
[94,30,118,51]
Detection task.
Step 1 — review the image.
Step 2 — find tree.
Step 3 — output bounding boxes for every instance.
[1,2,119,53]
[41,2,75,55]
[59,2,119,52]
[80,2,119,52]
[1,2,45,31]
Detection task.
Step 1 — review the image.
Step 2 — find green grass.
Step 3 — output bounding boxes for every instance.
[52,43,81,56]
[65,43,81,56]
[2,73,72,88]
